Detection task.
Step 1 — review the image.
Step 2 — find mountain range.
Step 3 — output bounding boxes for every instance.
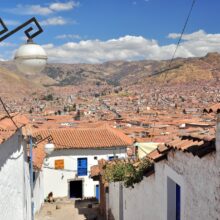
[0,52,220,97]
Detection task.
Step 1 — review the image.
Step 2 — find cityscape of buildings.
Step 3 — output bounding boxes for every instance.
[0,0,220,220]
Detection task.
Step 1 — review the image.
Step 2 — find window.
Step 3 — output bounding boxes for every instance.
[33,171,36,183]
[77,158,87,176]
[55,159,64,169]
[167,177,181,220]
[108,155,118,161]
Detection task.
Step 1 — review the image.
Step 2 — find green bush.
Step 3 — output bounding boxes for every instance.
[103,158,152,188]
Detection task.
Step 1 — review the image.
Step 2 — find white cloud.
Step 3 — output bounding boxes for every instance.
[42,30,220,64]
[0,42,16,47]
[6,4,53,16]
[49,1,79,11]
[41,17,71,26]
[5,1,78,16]
[55,34,81,40]
[4,20,20,26]
[167,30,220,57]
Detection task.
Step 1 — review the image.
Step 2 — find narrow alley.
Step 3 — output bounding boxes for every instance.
[35,198,103,220]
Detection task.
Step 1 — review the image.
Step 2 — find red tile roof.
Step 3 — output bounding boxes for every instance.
[90,165,100,178]
[33,125,132,150]
[148,134,215,162]
[33,142,46,170]
[32,125,132,169]
[204,103,220,113]
[0,114,28,144]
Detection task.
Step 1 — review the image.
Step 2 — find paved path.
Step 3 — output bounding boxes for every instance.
[35,198,102,220]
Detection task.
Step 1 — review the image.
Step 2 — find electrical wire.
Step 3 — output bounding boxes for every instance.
[0,97,19,129]
[152,0,197,79]
[168,0,197,68]
[149,0,197,141]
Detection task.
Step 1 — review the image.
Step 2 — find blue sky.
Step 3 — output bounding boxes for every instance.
[0,0,220,63]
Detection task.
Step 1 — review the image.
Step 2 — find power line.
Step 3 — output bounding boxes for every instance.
[153,0,197,79]
[0,97,19,129]
[168,0,197,68]
[149,0,197,141]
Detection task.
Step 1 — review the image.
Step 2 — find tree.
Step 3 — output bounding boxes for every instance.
[43,94,53,101]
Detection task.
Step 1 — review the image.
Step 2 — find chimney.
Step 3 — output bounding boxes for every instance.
[216,113,220,154]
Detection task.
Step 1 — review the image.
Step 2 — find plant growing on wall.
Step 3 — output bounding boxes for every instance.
[103,158,153,188]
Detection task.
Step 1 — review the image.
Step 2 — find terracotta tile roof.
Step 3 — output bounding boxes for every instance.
[147,149,167,162]
[33,141,46,170]
[32,126,132,169]
[157,144,169,153]
[33,125,132,150]
[204,103,220,114]
[90,165,100,178]
[148,134,215,162]
[90,159,107,179]
[0,114,28,144]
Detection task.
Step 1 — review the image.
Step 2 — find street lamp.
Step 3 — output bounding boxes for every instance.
[0,17,48,220]
[14,39,47,75]
[0,17,47,74]
[44,142,55,155]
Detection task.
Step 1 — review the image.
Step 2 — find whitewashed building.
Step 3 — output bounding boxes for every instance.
[94,118,220,220]
[33,169,44,214]
[33,125,132,200]
[0,124,31,220]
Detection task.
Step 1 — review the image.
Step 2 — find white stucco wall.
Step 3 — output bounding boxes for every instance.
[0,130,31,220]
[43,147,127,198]
[166,150,220,220]
[109,164,164,220]
[108,149,220,220]
[109,182,121,220]
[33,170,44,214]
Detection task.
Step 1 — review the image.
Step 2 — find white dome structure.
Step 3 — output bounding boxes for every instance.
[44,143,55,155]
[14,40,47,75]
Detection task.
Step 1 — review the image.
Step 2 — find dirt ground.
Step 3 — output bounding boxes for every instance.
[35,198,103,220]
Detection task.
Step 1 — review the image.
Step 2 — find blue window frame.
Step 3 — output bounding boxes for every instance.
[108,155,118,161]
[176,184,181,220]
[96,184,100,201]
[77,158,87,176]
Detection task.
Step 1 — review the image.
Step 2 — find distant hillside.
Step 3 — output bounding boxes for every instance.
[42,52,220,86]
[0,52,220,97]
[145,53,220,85]
[0,61,56,98]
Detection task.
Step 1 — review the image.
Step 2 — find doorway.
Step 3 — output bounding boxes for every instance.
[167,177,181,220]
[69,180,83,198]
[95,184,100,201]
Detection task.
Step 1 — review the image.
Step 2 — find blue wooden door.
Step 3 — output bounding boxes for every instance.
[176,184,181,220]
[77,158,87,176]
[96,184,100,201]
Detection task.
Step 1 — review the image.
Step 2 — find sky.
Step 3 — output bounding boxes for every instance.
[0,0,220,63]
